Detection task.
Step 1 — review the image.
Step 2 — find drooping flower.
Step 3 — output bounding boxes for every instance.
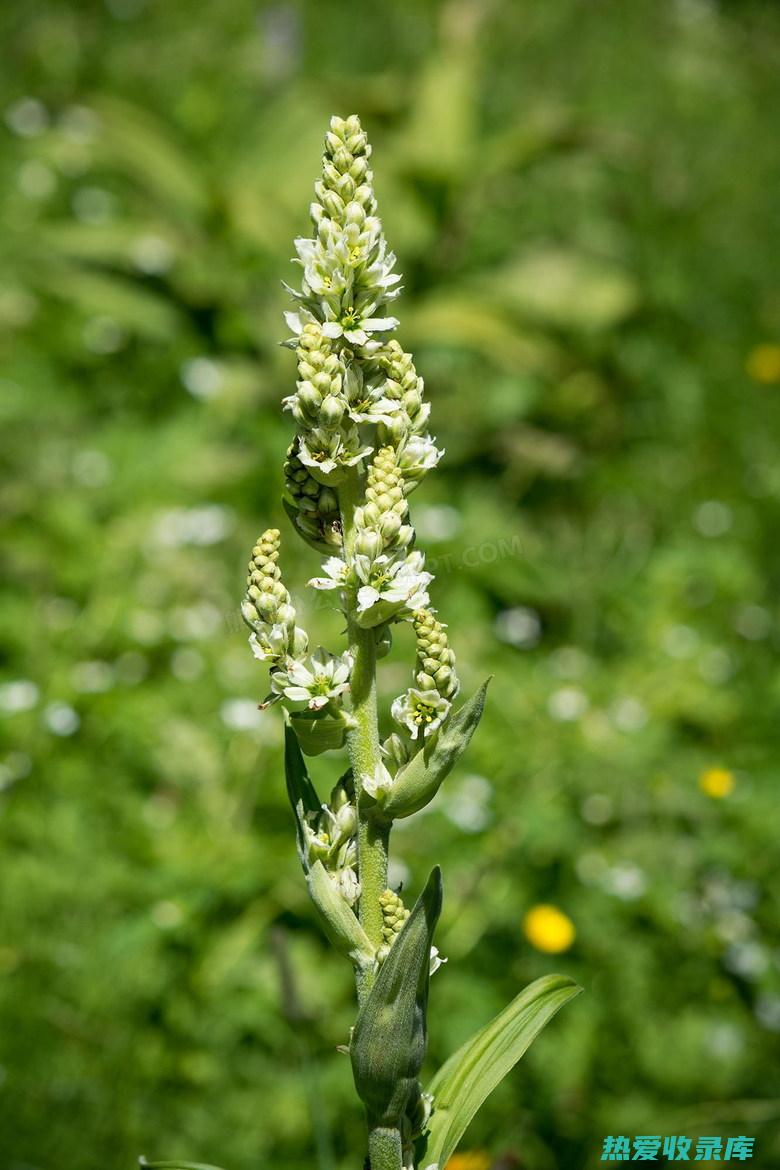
[361,761,395,803]
[429,946,448,976]
[397,433,445,489]
[309,555,351,592]
[329,866,361,907]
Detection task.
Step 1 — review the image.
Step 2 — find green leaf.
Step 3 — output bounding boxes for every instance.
[306,860,375,970]
[93,97,210,219]
[492,247,640,332]
[419,974,582,1168]
[290,710,347,756]
[36,267,183,341]
[351,867,443,1130]
[283,716,321,869]
[382,680,490,820]
[139,1161,226,1170]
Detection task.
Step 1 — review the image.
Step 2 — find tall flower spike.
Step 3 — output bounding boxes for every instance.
[234,117,575,1170]
[285,114,401,351]
[242,529,309,665]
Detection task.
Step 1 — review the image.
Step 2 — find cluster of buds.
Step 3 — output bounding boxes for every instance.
[242,529,308,665]
[283,439,342,553]
[371,342,444,490]
[303,778,360,907]
[379,888,411,958]
[286,114,401,349]
[353,447,414,559]
[392,610,460,740]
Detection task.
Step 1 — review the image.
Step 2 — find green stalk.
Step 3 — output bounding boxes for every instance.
[340,471,391,1006]
[368,1127,403,1170]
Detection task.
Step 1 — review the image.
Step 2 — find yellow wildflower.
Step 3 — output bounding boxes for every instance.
[523,904,576,954]
[699,766,735,799]
[445,1153,492,1170]
[746,343,780,384]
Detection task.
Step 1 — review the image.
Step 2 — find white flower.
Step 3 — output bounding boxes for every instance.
[321,314,399,347]
[391,687,451,738]
[298,428,372,483]
[309,556,350,591]
[283,305,399,349]
[398,433,444,484]
[248,626,289,663]
[272,648,352,710]
[354,551,432,628]
[429,946,448,976]
[320,800,357,845]
[248,620,308,664]
[361,761,395,803]
[343,364,401,425]
[329,866,361,907]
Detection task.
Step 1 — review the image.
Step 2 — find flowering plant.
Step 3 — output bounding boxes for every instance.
[158,115,580,1170]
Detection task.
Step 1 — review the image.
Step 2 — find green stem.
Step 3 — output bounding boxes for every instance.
[340,472,399,1169]
[368,1127,403,1170]
[339,471,391,1005]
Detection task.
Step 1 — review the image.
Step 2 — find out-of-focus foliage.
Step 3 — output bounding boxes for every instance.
[1,1,780,1168]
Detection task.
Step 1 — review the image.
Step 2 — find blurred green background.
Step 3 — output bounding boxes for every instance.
[2,1,780,1168]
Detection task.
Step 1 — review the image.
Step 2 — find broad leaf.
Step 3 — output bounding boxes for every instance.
[351,867,442,1129]
[383,680,490,820]
[290,709,347,756]
[419,974,582,1167]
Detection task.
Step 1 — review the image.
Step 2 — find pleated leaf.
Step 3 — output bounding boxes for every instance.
[420,974,582,1168]
[351,867,443,1129]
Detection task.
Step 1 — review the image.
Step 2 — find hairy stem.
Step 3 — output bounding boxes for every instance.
[340,471,390,1005]
[368,1127,403,1170]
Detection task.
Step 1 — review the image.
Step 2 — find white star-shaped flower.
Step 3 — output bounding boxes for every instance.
[353,551,432,628]
[272,648,352,710]
[391,687,451,738]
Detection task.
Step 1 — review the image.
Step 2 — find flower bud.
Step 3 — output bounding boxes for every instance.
[382,733,410,768]
[320,394,345,428]
[355,529,384,560]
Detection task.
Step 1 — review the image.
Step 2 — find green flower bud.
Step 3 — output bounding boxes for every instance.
[379,888,411,946]
[242,529,308,665]
[382,732,409,769]
[320,394,345,429]
[412,609,458,700]
[284,440,343,553]
[352,446,414,559]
